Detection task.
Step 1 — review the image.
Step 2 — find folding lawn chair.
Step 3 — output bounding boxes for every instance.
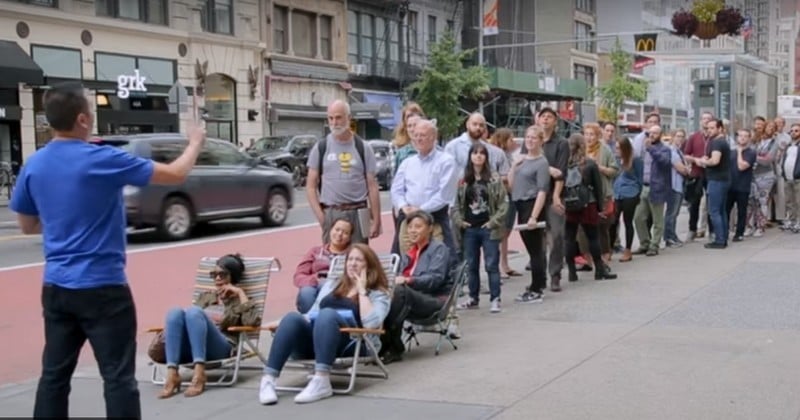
[271,253,399,395]
[403,260,468,355]
[147,256,281,387]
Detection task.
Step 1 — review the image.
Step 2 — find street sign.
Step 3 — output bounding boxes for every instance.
[167,82,189,114]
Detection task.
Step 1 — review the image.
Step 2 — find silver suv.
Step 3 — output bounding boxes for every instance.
[94,134,294,241]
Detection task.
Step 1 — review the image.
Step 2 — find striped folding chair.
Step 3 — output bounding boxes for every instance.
[147,256,280,387]
[271,253,399,395]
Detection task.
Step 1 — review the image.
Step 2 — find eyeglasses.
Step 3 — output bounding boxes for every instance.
[209,270,229,279]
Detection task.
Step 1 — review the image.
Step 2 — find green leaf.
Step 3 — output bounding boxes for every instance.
[591,38,649,120]
[408,31,490,140]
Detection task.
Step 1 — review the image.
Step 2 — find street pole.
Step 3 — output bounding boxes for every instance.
[478,0,484,114]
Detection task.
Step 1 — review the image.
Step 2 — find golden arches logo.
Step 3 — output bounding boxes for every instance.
[634,34,657,52]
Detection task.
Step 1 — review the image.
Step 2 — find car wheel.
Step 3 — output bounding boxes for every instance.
[261,188,289,227]
[158,196,194,241]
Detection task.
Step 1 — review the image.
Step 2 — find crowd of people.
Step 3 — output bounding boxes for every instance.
[16,81,797,417]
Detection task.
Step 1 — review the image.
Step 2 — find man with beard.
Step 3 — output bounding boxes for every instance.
[307,100,382,244]
[445,113,509,180]
[696,118,731,249]
[633,125,673,256]
[683,111,713,241]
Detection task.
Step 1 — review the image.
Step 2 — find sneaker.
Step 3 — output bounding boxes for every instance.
[259,375,278,405]
[779,222,792,231]
[457,298,479,310]
[732,235,743,242]
[665,240,683,248]
[686,231,696,242]
[753,229,764,237]
[744,228,754,237]
[515,290,543,303]
[490,298,501,313]
[294,375,333,404]
[446,322,461,339]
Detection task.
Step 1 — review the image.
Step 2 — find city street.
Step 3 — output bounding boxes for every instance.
[1,207,799,419]
[0,191,393,268]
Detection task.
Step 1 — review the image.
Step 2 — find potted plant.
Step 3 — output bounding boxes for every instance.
[715,6,745,36]
[671,9,698,38]
[691,0,724,39]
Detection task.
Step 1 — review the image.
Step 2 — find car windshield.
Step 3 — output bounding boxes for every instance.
[256,137,289,152]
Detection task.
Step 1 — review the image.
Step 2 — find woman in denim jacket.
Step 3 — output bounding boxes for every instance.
[613,138,644,262]
[259,244,391,405]
[453,142,509,313]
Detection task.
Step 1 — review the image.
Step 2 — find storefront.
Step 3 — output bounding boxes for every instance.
[0,40,43,167]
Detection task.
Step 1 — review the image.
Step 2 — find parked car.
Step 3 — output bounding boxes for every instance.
[92,134,294,241]
[368,139,393,190]
[246,135,318,187]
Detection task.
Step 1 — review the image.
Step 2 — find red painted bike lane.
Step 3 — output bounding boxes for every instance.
[0,214,526,384]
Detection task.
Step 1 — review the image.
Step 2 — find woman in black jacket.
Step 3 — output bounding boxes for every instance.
[563,134,617,282]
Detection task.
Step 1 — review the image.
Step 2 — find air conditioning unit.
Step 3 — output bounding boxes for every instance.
[350,64,368,76]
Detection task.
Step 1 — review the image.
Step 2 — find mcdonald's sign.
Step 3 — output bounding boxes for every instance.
[634,33,658,52]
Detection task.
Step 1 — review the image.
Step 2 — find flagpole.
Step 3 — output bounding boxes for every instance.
[478,0,484,114]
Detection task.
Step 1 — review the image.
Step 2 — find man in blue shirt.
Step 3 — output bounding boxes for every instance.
[11,82,205,418]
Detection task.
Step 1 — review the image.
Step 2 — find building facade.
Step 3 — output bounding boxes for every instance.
[0,0,266,165]
[265,0,349,138]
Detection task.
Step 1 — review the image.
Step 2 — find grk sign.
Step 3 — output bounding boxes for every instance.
[117,69,148,99]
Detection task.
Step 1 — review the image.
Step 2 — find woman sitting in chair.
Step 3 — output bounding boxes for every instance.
[293,218,354,312]
[259,243,391,405]
[159,253,261,399]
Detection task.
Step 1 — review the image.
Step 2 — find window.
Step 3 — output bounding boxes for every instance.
[291,10,317,58]
[197,145,220,166]
[31,46,82,79]
[273,5,288,53]
[201,0,233,35]
[446,19,454,33]
[389,20,399,61]
[574,64,595,88]
[209,141,247,165]
[427,15,437,44]
[408,11,418,50]
[574,21,593,53]
[150,142,184,163]
[375,16,386,62]
[361,13,374,61]
[319,15,332,60]
[575,0,594,12]
[16,0,57,7]
[95,0,167,25]
[348,10,359,64]
[95,53,175,85]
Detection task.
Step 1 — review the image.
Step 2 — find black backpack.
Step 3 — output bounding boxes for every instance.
[563,164,591,212]
[316,136,367,192]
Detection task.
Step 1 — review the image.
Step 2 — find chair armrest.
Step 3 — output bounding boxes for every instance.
[227,326,260,332]
[339,327,384,335]
[145,327,164,333]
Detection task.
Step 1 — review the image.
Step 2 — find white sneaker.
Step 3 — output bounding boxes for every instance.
[744,228,754,237]
[294,375,333,404]
[259,375,278,405]
[753,229,764,237]
[490,298,501,313]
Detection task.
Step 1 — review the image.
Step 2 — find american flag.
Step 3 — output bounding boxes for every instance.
[741,15,753,39]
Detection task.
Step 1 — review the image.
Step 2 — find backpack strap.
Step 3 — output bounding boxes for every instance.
[316,135,368,192]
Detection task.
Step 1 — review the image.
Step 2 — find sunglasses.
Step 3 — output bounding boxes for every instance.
[209,269,229,279]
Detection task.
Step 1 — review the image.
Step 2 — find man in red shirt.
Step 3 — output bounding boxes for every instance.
[683,111,713,240]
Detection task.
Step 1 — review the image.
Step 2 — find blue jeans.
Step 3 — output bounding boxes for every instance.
[295,286,319,313]
[463,226,501,301]
[164,306,232,367]
[707,180,730,245]
[264,309,356,376]
[663,190,684,243]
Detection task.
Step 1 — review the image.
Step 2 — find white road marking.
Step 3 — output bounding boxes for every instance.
[0,210,393,273]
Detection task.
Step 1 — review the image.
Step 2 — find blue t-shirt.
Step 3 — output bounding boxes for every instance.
[729,147,757,193]
[10,140,154,289]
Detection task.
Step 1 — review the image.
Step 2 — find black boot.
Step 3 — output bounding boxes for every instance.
[566,260,579,282]
[594,257,617,280]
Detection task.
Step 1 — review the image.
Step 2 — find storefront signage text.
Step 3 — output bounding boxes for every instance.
[117,70,148,99]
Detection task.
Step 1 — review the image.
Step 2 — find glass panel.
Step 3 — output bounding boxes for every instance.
[197,143,220,166]
[147,0,167,25]
[210,141,246,165]
[291,10,316,58]
[95,0,112,16]
[273,6,287,52]
[137,58,174,85]
[361,14,373,59]
[95,53,136,81]
[389,20,399,61]
[150,142,183,163]
[205,74,236,120]
[348,10,358,34]
[32,46,82,79]
[214,0,232,34]
[375,17,386,60]
[320,15,332,60]
[118,0,141,20]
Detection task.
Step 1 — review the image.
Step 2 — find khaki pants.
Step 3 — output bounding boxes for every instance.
[784,179,800,225]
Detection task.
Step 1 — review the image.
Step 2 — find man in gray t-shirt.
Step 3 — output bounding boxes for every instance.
[307,100,382,244]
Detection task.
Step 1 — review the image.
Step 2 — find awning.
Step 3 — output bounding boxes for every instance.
[350,101,396,123]
[362,93,402,129]
[0,41,44,88]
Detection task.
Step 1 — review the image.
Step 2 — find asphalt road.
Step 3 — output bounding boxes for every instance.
[0,191,393,269]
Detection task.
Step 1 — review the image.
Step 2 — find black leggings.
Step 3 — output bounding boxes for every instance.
[515,199,547,293]
[615,196,640,249]
[565,222,602,274]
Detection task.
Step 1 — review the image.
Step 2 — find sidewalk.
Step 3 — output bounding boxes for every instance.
[3,218,800,419]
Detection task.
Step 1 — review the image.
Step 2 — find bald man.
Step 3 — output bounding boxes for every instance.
[444,113,510,180]
[306,99,382,244]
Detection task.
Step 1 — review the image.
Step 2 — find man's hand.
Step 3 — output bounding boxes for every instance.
[402,206,419,215]
[395,276,410,285]
[369,220,381,239]
[552,198,565,215]
[187,123,206,149]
